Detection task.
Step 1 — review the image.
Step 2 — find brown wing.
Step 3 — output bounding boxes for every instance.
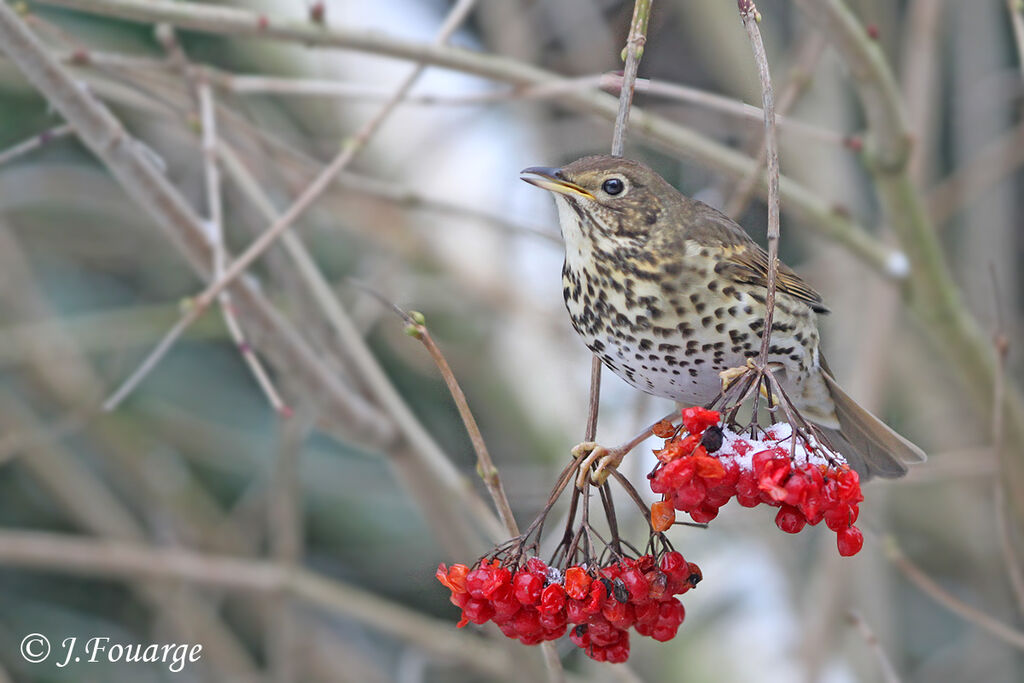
[685,200,829,313]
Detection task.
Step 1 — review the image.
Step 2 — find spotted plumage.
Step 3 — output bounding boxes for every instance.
[522,155,926,479]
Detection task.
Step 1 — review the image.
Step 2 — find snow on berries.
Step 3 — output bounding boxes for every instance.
[649,407,866,557]
[437,552,701,663]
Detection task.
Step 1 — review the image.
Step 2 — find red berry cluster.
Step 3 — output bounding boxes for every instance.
[436,552,701,662]
[649,407,866,556]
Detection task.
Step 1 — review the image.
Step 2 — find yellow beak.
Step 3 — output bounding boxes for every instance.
[520,166,594,200]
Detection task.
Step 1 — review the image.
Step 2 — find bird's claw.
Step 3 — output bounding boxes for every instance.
[572,442,625,488]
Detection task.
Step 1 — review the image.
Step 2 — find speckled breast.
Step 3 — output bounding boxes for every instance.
[561,255,819,407]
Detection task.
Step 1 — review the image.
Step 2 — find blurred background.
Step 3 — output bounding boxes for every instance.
[0,0,1022,681]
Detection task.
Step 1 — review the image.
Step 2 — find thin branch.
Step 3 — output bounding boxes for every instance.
[885,537,1024,651]
[214,139,506,550]
[736,2,781,369]
[0,529,519,681]
[197,77,290,416]
[395,306,519,538]
[0,122,74,165]
[846,611,902,683]
[793,0,1024,519]
[102,0,481,411]
[0,0,397,445]
[725,34,826,218]
[1009,0,1024,82]
[927,120,1024,225]
[582,0,652,446]
[989,271,1024,615]
[33,0,898,277]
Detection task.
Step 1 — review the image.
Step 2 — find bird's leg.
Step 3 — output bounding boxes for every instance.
[572,410,678,488]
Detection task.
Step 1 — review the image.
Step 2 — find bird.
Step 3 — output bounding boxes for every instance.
[521,154,925,480]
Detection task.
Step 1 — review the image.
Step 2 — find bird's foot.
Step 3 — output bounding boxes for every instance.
[571,442,625,488]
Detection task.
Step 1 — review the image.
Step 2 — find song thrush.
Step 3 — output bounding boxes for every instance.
[522,155,925,479]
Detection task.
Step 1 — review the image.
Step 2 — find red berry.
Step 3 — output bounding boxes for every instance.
[566,598,588,624]
[570,624,589,649]
[512,570,543,605]
[620,566,650,603]
[837,525,864,556]
[540,609,567,630]
[605,639,631,663]
[525,556,548,576]
[651,499,676,532]
[681,406,720,434]
[465,563,509,600]
[693,453,725,480]
[645,569,668,600]
[564,566,592,600]
[688,503,719,524]
[490,584,521,619]
[659,551,688,581]
[436,563,469,594]
[513,608,541,635]
[462,598,494,624]
[538,583,566,615]
[673,477,707,510]
[584,578,607,614]
[824,503,858,531]
[775,505,807,534]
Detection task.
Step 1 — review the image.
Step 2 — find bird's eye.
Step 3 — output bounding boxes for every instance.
[602,178,625,196]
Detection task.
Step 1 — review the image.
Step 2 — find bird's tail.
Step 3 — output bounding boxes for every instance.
[816,371,926,480]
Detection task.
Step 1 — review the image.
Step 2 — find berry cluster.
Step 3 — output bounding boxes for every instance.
[436,552,701,662]
[649,407,865,556]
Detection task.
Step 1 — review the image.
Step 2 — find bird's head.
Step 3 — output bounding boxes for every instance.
[520,155,675,247]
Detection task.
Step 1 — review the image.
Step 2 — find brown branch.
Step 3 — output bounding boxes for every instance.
[0,529,519,681]
[885,537,1024,651]
[736,3,781,370]
[725,34,825,219]
[989,272,1024,616]
[927,120,1024,225]
[398,310,519,538]
[102,0,481,411]
[1009,0,1024,82]
[31,0,899,283]
[582,0,652,446]
[793,0,1024,520]
[0,122,74,165]
[846,611,902,683]
[0,0,396,445]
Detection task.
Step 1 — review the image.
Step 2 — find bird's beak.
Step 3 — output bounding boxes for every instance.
[520,166,594,200]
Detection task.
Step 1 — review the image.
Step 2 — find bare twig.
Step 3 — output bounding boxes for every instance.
[392,306,519,537]
[736,2,781,371]
[901,0,944,184]
[0,122,74,166]
[0,529,520,681]
[793,0,1024,518]
[927,120,1024,225]
[32,0,899,279]
[582,0,652,446]
[847,611,902,683]
[0,0,396,444]
[197,78,290,416]
[988,271,1024,615]
[102,0,481,410]
[725,34,826,218]
[1009,0,1024,81]
[885,537,1024,651]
